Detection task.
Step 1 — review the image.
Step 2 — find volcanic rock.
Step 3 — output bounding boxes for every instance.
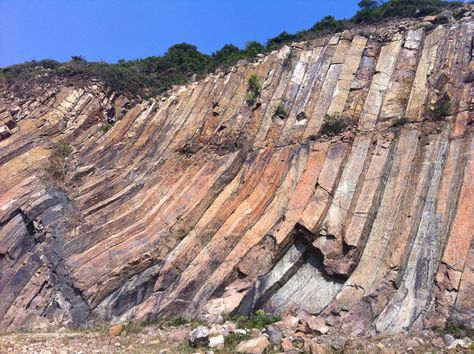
[264,324,283,345]
[188,326,210,347]
[208,334,225,349]
[109,324,124,337]
[0,14,473,336]
[235,335,270,354]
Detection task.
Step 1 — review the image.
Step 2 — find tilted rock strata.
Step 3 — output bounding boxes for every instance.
[0,16,473,334]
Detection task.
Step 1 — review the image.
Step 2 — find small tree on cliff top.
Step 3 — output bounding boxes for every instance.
[358,0,379,9]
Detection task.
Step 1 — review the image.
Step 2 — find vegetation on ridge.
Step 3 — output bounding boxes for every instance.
[246,74,262,106]
[274,103,289,119]
[392,117,410,127]
[430,95,452,120]
[0,0,467,97]
[320,113,350,136]
[228,309,281,330]
[354,0,462,22]
[45,143,73,182]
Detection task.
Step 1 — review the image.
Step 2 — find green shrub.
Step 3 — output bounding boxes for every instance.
[246,75,262,106]
[224,332,251,346]
[436,14,450,24]
[354,8,382,23]
[265,16,351,51]
[320,113,349,135]
[354,0,464,24]
[45,144,73,181]
[444,322,474,338]
[430,97,451,120]
[464,72,474,83]
[274,103,288,118]
[392,117,410,127]
[244,41,265,59]
[266,31,298,51]
[233,310,281,330]
[211,44,245,69]
[101,122,114,133]
[71,55,86,62]
[162,43,210,77]
[281,50,296,71]
[56,144,73,157]
[358,0,379,10]
[166,315,188,327]
[416,22,436,31]
[453,8,469,20]
[309,15,348,33]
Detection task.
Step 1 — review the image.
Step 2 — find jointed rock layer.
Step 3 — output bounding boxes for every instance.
[1,16,473,335]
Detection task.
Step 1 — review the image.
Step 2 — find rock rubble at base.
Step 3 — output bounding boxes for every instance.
[1,318,473,353]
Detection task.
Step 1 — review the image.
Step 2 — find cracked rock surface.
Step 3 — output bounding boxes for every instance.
[1,14,474,335]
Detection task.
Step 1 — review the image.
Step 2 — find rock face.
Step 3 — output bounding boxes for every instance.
[0,15,474,335]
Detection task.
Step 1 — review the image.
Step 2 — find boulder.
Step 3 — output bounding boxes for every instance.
[265,324,283,345]
[281,337,295,352]
[235,336,270,354]
[423,15,438,23]
[275,315,300,332]
[208,334,225,349]
[209,324,227,337]
[341,30,354,41]
[222,321,237,334]
[447,339,468,349]
[189,326,210,347]
[431,337,445,348]
[108,324,124,337]
[0,125,12,140]
[250,328,261,338]
[405,338,420,349]
[304,339,332,354]
[443,333,455,346]
[301,316,329,335]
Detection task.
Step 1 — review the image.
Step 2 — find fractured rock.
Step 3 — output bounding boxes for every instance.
[281,337,295,352]
[189,326,210,347]
[275,316,300,333]
[108,324,124,337]
[264,324,283,345]
[235,336,270,354]
[208,334,225,349]
[432,337,445,348]
[0,15,473,337]
[443,333,455,346]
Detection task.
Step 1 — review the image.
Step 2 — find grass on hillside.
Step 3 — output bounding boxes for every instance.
[0,0,467,98]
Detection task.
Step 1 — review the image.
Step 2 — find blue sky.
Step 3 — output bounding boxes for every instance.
[0,0,361,67]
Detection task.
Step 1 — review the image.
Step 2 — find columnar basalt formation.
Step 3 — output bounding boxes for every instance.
[1,16,473,335]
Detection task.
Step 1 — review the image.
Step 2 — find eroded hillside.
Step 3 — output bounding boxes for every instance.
[0,14,473,337]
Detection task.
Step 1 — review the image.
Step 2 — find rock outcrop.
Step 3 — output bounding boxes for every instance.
[1,14,473,335]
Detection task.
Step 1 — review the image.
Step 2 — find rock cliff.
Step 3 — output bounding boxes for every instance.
[1,15,473,336]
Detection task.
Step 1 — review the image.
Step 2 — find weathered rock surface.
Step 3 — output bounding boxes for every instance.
[1,14,474,336]
[1,324,470,354]
[188,326,210,347]
[235,336,270,354]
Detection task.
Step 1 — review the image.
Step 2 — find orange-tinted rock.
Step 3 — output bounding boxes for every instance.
[109,324,124,337]
[0,16,473,334]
